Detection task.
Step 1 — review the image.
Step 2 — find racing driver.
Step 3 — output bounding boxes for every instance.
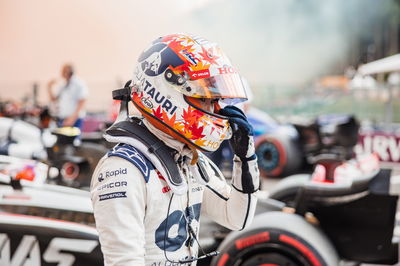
[91,33,260,266]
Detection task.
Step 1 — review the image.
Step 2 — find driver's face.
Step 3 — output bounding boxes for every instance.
[187,97,220,113]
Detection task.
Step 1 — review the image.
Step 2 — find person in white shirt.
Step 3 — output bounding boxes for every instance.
[47,63,88,129]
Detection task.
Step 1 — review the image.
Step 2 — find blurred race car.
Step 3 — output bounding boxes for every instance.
[0,117,107,188]
[210,108,360,179]
[0,155,102,265]
[252,111,359,178]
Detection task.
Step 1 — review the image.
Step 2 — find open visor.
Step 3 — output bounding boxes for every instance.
[182,73,248,105]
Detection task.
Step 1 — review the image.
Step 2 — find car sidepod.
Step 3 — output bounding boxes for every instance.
[0,212,103,266]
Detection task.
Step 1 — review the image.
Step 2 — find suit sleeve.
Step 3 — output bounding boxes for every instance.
[90,156,147,266]
[201,155,259,231]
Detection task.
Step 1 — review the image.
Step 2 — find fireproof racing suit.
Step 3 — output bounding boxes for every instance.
[91,120,259,266]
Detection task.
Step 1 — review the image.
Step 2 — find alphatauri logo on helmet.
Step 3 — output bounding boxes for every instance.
[138,42,184,77]
[135,72,178,115]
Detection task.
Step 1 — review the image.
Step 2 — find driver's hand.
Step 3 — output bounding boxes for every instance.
[219,105,259,194]
[219,105,256,161]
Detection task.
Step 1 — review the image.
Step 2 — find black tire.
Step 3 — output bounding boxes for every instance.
[255,134,303,178]
[211,212,339,266]
[268,174,310,206]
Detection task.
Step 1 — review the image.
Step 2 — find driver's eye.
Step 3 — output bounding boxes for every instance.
[211,99,219,104]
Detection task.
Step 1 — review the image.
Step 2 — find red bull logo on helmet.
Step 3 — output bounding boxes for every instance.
[138,41,185,77]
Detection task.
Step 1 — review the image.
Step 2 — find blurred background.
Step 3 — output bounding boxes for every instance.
[1,2,400,265]
[1,0,399,122]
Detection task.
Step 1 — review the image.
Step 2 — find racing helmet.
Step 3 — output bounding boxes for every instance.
[131,33,248,152]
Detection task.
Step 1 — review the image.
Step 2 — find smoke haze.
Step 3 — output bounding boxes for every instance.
[0,0,395,111]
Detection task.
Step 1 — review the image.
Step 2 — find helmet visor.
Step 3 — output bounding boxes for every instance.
[183,73,248,105]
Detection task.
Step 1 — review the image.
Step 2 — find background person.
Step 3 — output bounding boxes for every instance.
[47,63,88,129]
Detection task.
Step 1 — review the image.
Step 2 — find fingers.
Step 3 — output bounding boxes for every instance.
[229,117,253,135]
[219,105,253,136]
[218,105,247,120]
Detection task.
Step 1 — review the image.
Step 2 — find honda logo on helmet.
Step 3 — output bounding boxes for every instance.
[218,67,237,75]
